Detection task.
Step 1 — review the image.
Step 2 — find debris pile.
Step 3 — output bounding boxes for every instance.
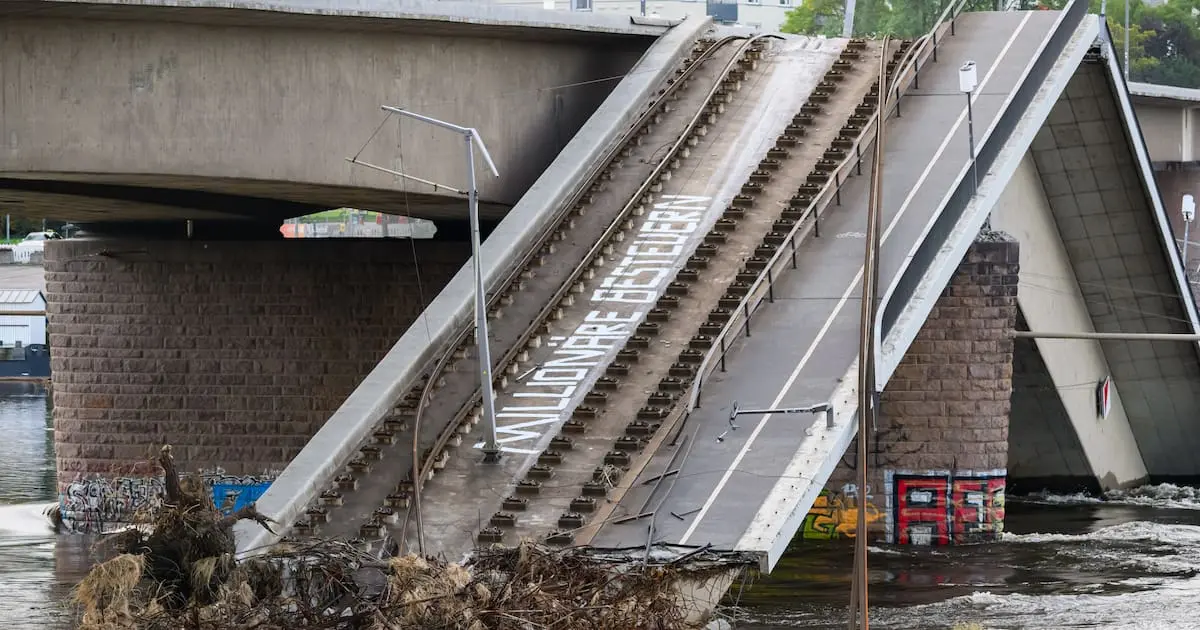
[73,445,738,629]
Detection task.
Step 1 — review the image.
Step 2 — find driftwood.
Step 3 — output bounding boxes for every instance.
[73,445,743,629]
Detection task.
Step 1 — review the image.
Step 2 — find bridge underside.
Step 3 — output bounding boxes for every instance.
[0,0,659,229]
[1004,57,1200,488]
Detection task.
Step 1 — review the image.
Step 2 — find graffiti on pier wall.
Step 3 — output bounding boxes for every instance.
[800,484,884,540]
[884,469,1006,545]
[60,468,277,533]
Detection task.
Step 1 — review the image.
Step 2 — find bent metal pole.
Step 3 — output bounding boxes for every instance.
[380,106,503,463]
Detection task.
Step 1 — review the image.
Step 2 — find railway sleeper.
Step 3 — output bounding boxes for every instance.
[614,436,645,452]
[503,496,529,511]
[696,243,720,257]
[756,244,780,257]
[718,295,743,309]
[748,170,773,184]
[594,376,621,391]
[573,406,599,419]
[736,271,760,283]
[745,255,770,270]
[792,113,815,126]
[669,363,697,378]
[636,322,661,336]
[757,158,782,172]
[626,420,661,435]
[659,376,687,391]
[491,512,518,528]
[678,349,704,364]
[656,295,681,310]
[546,531,575,546]
[647,308,672,322]
[741,182,765,195]
[516,480,543,495]
[727,281,753,296]
[538,450,565,466]
[571,497,598,513]
[714,217,739,232]
[825,70,847,82]
[688,254,711,268]
[767,147,790,160]
[583,390,609,406]
[666,281,691,296]
[626,335,652,349]
[784,124,808,136]
[607,362,631,377]
[562,420,588,434]
[776,134,801,147]
[559,512,586,529]
[617,348,641,363]
[477,527,504,544]
[690,334,715,349]
[582,482,610,497]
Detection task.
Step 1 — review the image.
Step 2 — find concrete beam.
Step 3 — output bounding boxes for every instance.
[994,153,1147,489]
[1,0,674,40]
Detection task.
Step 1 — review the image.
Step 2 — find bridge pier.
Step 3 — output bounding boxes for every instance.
[804,237,1019,545]
[46,237,469,532]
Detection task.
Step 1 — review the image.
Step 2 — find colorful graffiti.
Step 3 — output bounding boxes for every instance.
[60,470,275,533]
[800,485,885,540]
[884,469,1005,545]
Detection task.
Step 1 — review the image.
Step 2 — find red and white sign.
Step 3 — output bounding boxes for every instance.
[1096,376,1112,420]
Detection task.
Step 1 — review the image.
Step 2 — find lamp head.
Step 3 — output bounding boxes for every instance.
[958,61,978,94]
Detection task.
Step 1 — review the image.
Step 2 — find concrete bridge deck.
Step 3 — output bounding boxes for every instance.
[218,0,1200,583]
[588,8,1076,560]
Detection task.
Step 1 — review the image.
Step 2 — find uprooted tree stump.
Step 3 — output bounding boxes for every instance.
[73,445,749,629]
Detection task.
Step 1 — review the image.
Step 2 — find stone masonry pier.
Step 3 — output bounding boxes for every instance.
[47,237,468,529]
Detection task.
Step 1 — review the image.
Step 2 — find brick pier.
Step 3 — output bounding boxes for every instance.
[46,238,468,530]
[802,234,1019,544]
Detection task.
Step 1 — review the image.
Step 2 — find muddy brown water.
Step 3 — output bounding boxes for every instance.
[4,384,1198,629]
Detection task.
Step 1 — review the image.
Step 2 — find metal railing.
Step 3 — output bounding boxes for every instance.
[673,0,970,428]
[405,34,775,552]
[877,0,1088,346]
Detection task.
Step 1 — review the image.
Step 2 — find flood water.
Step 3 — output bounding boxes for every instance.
[4,385,1200,629]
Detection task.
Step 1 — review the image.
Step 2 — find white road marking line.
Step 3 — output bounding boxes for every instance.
[677,12,1036,545]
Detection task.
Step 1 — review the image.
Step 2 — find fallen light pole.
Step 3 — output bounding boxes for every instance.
[718,400,834,442]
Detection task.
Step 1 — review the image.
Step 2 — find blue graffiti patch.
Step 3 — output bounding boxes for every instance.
[208,481,271,515]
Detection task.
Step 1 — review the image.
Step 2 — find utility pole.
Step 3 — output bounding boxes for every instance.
[380,105,503,463]
[842,0,857,37]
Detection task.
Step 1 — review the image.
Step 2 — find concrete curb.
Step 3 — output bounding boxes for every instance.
[236,14,714,553]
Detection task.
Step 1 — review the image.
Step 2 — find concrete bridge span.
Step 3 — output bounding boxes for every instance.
[37,0,1200,612]
[0,0,668,230]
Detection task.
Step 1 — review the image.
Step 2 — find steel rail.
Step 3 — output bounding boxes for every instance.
[402,33,770,554]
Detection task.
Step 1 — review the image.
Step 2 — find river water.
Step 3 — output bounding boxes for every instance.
[5,386,1200,629]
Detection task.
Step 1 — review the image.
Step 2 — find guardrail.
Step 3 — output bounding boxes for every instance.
[877,0,1088,347]
[673,0,969,426]
[405,34,774,551]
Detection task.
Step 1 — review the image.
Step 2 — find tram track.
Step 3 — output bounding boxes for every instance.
[289,31,772,550]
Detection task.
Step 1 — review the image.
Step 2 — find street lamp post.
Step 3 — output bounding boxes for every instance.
[959,61,979,198]
[1183,194,1196,270]
[380,105,503,462]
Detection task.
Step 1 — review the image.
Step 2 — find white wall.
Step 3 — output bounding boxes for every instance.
[495,0,795,30]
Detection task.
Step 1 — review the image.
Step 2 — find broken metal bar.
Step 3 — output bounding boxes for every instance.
[640,468,680,486]
[1012,331,1200,341]
[344,157,466,195]
[670,507,702,521]
[719,400,834,441]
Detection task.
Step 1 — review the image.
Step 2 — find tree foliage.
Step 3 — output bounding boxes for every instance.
[781,0,1200,88]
